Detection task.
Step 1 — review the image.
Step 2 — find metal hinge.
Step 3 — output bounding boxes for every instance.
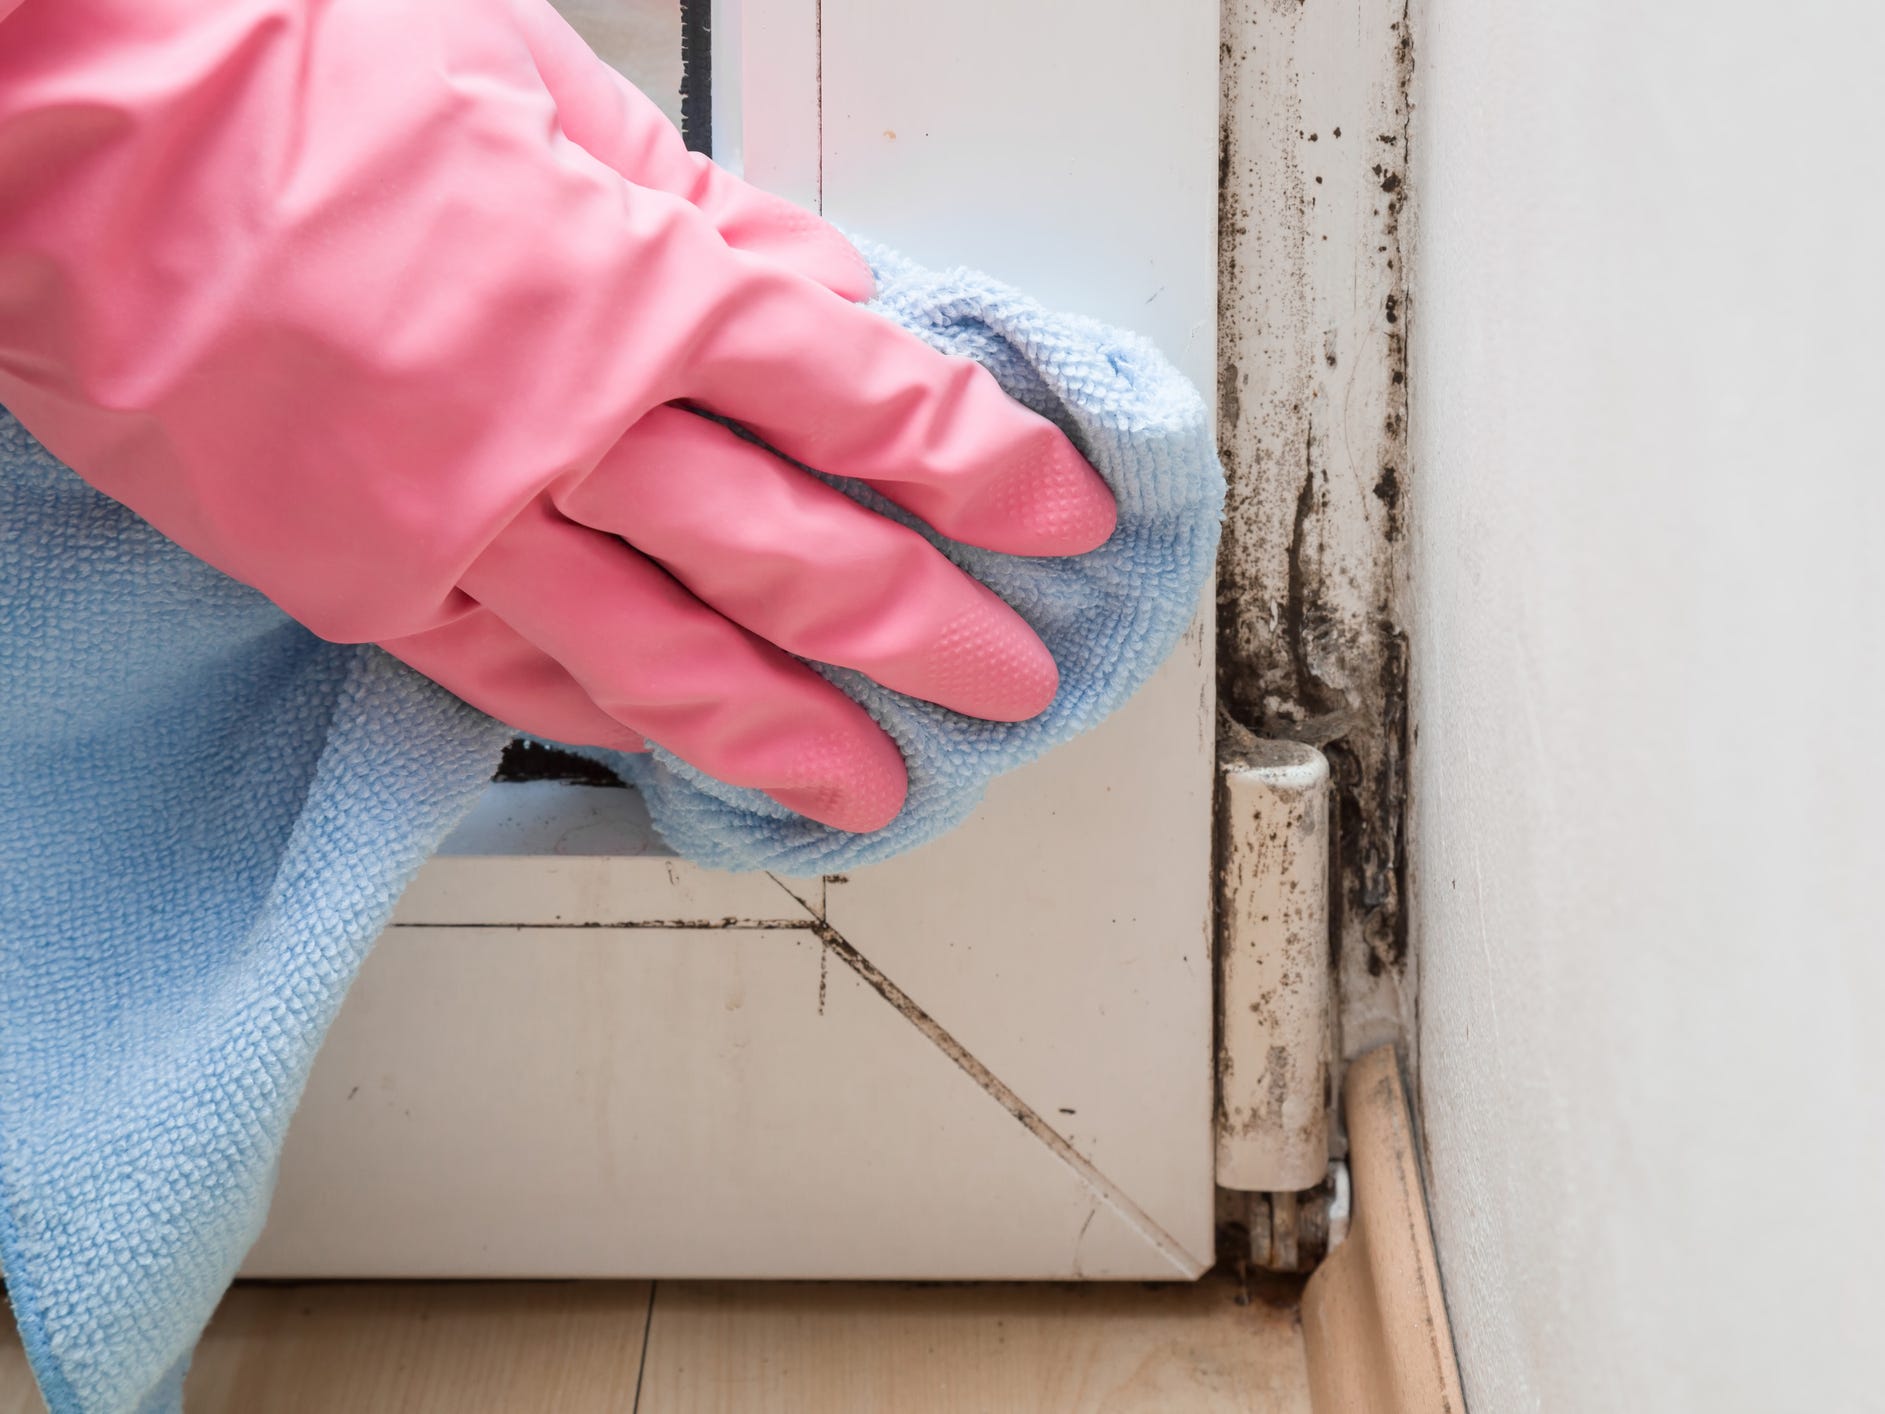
[1220,1163,1351,1275]
[1214,716,1343,1271]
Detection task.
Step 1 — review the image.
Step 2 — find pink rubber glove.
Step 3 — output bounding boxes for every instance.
[0,0,1116,832]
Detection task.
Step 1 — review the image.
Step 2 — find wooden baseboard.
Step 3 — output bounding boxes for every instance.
[1302,1047,1465,1414]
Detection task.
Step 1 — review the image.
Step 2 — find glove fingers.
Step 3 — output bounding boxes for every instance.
[561,406,1060,722]
[682,266,1118,558]
[513,0,873,301]
[380,609,649,752]
[461,495,909,833]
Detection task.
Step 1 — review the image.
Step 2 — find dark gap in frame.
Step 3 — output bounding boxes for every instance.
[679,0,713,156]
[495,741,627,788]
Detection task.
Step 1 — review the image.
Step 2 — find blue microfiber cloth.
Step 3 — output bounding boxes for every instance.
[0,244,1222,1412]
[597,242,1224,871]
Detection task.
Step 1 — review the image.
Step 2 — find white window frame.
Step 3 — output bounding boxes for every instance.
[246,0,1220,1281]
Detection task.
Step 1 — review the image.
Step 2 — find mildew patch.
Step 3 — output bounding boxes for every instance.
[1218,0,1416,1054]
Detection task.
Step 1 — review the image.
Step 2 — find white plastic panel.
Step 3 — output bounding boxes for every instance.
[247,927,1180,1279]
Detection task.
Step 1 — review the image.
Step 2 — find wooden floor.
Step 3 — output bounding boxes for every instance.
[4,1275,1308,1413]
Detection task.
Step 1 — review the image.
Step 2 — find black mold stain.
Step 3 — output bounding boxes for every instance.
[1215,0,1417,990]
[1373,465,1401,513]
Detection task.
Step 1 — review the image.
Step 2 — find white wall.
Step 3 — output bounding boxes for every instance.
[1406,3,1885,1409]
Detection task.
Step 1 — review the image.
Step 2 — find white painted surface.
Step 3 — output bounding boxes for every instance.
[1406,2,1885,1408]
[252,0,1219,1279]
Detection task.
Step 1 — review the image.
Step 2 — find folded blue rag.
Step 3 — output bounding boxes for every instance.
[0,244,1222,1411]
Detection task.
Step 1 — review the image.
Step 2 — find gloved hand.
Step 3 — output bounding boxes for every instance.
[0,0,1116,832]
